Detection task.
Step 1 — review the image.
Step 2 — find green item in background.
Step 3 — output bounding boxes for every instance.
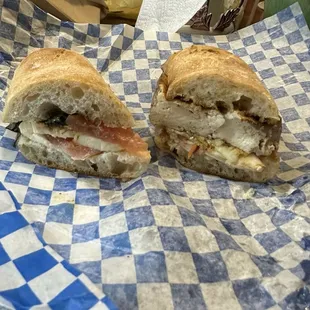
[265,0,310,28]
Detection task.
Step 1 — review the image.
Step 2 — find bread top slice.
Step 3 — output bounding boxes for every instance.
[3,48,134,128]
[162,45,281,123]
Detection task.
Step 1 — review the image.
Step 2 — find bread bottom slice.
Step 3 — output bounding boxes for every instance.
[154,135,279,183]
[18,135,149,179]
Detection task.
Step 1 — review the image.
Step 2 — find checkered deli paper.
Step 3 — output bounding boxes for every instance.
[0,0,309,309]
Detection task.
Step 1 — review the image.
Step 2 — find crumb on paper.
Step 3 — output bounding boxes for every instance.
[243,188,255,199]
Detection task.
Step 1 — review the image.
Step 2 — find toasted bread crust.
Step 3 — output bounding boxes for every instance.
[162,45,280,122]
[3,48,134,127]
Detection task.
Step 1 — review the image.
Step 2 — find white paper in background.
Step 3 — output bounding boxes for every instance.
[136,0,207,32]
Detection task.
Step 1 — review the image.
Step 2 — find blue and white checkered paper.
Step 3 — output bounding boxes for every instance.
[0,182,114,309]
[0,0,310,309]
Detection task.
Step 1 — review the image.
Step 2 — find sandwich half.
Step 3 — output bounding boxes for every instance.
[150,45,282,182]
[3,48,150,179]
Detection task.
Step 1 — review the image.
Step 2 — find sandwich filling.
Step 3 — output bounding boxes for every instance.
[15,113,150,162]
[151,81,281,174]
[151,85,281,157]
[157,127,268,172]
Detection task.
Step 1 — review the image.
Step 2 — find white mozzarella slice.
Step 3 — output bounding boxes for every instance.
[74,135,123,152]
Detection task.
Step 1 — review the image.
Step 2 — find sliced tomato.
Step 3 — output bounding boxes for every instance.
[46,135,101,160]
[188,144,199,159]
[66,115,148,155]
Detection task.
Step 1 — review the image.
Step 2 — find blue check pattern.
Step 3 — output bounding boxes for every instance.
[0,182,114,309]
[0,0,309,309]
